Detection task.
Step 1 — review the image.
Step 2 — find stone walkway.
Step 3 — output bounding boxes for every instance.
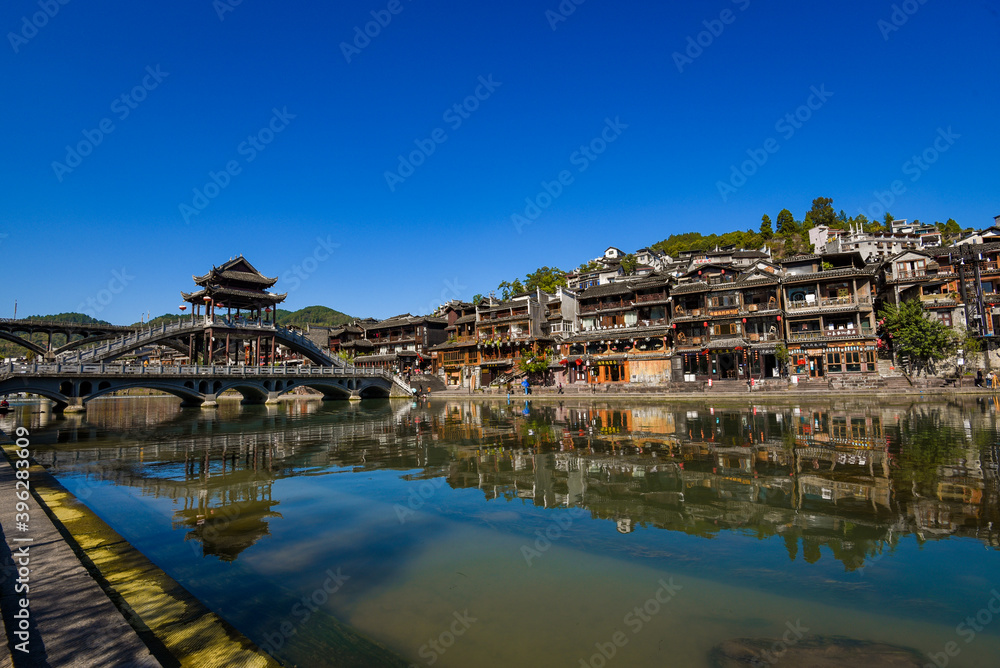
[0,443,160,667]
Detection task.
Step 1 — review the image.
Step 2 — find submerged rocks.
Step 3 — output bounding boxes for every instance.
[710,635,926,667]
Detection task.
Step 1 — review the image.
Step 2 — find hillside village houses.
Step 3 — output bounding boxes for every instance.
[302,218,1000,389]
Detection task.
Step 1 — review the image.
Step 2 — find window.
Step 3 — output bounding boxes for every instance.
[826,351,842,373]
[938,312,952,327]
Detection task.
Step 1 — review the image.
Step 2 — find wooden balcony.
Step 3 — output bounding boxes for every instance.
[580,299,635,313]
[786,295,871,311]
[788,328,870,342]
[635,292,668,303]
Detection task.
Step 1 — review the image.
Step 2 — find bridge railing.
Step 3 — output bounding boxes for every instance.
[1,362,391,379]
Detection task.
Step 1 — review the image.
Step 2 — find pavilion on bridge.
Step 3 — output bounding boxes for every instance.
[181,256,288,364]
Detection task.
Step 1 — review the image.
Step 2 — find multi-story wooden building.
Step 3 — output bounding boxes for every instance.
[560,275,673,384]
[780,252,879,379]
[430,301,480,387]
[475,294,550,386]
[354,314,448,373]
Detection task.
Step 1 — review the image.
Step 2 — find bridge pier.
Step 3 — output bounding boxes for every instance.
[62,397,86,414]
[265,392,282,405]
[201,394,219,409]
[348,392,361,402]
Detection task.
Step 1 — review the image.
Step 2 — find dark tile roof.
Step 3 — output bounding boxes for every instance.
[670,281,709,295]
[578,282,634,299]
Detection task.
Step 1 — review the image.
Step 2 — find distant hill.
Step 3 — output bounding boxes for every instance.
[276,306,354,328]
[20,312,112,325]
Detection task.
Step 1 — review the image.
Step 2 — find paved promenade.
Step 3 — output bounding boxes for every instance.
[0,444,160,667]
[0,432,281,668]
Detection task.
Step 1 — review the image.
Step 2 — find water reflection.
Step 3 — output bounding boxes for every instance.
[20,396,1000,572]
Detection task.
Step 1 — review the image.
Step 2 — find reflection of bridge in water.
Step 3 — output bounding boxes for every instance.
[26,399,1000,569]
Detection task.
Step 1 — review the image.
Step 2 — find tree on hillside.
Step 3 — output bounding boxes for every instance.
[524,266,568,293]
[878,299,959,375]
[620,254,638,275]
[759,214,773,239]
[804,197,836,229]
[498,279,525,300]
[776,209,797,235]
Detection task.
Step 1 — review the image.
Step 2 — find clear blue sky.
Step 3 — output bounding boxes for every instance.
[3,0,999,323]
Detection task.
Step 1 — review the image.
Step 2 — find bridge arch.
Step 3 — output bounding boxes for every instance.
[0,330,46,356]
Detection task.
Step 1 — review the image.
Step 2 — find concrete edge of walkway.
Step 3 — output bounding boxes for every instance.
[0,437,284,668]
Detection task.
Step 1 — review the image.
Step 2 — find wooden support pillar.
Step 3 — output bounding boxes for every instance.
[256,334,262,366]
[188,333,193,364]
[225,333,230,364]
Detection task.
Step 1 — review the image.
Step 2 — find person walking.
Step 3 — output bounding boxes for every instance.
[977,369,984,388]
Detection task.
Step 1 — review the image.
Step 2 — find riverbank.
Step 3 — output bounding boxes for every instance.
[0,432,281,667]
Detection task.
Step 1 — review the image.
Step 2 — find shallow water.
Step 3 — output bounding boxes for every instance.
[7,396,1000,667]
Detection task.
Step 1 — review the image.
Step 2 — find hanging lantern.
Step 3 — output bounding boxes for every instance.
[777,315,782,321]
[742,318,747,323]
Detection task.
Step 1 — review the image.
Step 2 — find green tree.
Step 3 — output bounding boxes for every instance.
[759,214,773,239]
[620,254,638,275]
[472,294,484,304]
[804,196,836,229]
[497,279,525,300]
[776,209,797,235]
[518,351,551,376]
[879,300,959,375]
[944,218,961,237]
[524,266,568,293]
[883,212,895,228]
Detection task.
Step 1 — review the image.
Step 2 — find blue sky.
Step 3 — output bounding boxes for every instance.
[3,0,999,323]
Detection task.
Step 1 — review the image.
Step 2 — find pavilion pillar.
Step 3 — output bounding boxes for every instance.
[256,334,262,366]
[188,333,194,365]
[271,336,276,366]
[225,334,230,365]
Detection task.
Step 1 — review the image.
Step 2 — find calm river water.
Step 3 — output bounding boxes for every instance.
[5,396,1000,667]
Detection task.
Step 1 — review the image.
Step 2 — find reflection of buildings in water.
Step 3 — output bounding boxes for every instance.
[29,398,1000,563]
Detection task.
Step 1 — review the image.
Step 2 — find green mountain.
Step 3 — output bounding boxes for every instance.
[275,305,354,328]
[21,312,112,325]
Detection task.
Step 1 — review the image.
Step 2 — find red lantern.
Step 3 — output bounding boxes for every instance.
[742,318,747,323]
[777,315,782,321]
[703,322,708,327]
[671,323,676,329]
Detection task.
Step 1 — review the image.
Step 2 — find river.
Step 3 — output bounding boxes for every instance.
[5,395,1000,667]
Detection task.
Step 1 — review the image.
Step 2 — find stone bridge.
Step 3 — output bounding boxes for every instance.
[0,363,413,412]
[57,317,338,367]
[0,318,137,359]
